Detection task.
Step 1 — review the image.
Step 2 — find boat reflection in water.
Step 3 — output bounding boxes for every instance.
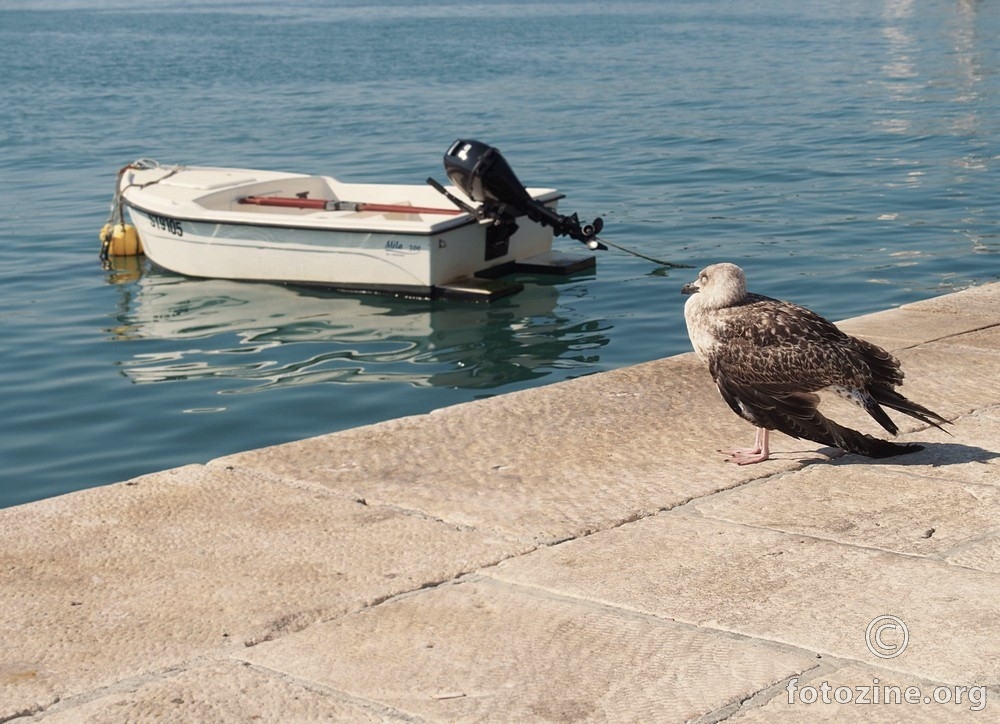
[105,260,609,393]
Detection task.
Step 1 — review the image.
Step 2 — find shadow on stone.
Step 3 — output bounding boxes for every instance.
[825,441,999,467]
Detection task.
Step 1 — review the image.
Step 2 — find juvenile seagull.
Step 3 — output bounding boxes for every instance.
[682,263,949,464]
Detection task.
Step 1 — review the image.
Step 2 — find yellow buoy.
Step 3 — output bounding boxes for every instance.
[99,223,142,256]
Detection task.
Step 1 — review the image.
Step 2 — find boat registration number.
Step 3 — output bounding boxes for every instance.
[146,213,184,237]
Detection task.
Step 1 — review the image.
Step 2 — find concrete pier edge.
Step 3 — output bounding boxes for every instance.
[3,282,999,722]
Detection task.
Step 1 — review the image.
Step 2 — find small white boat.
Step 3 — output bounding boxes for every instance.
[109,140,605,301]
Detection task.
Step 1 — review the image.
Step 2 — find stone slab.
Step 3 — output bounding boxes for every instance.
[214,353,821,545]
[239,577,818,722]
[0,465,521,720]
[691,418,1000,557]
[732,663,994,722]
[902,283,1000,318]
[892,343,1000,417]
[488,514,1000,686]
[836,309,995,351]
[833,282,1000,350]
[32,661,405,723]
[875,405,1000,486]
[943,327,1000,353]
[947,535,1000,576]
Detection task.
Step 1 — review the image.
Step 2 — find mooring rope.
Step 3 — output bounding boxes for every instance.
[101,160,186,260]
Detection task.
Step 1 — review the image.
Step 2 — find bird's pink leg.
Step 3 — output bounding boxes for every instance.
[720,428,771,465]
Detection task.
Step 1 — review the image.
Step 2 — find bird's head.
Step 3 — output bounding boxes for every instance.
[681,263,748,309]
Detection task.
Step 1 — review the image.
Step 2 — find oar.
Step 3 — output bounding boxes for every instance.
[239,195,464,215]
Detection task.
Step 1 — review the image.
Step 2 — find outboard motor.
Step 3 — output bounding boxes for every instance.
[436,139,605,250]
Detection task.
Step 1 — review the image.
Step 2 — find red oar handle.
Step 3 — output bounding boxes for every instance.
[239,195,464,215]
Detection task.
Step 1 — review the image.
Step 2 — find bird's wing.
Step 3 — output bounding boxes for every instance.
[705,298,863,445]
[709,350,829,439]
[711,366,924,458]
[711,296,869,391]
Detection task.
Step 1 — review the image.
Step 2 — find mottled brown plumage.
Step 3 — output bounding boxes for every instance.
[682,263,949,464]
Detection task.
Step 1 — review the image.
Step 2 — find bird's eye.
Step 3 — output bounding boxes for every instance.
[700,274,708,283]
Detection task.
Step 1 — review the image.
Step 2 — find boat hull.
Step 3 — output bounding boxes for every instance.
[120,164,594,300]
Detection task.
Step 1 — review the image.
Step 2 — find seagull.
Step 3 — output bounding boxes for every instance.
[682,263,949,464]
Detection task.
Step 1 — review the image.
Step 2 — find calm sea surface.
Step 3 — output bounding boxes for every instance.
[1,0,998,507]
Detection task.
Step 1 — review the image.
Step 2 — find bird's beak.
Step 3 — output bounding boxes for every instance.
[681,281,700,295]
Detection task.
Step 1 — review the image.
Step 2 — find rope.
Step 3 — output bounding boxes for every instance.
[593,236,693,269]
[101,160,184,260]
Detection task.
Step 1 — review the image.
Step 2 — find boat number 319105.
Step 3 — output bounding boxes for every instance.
[147,213,184,237]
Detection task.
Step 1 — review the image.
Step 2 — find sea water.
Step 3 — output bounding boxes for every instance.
[1,0,998,507]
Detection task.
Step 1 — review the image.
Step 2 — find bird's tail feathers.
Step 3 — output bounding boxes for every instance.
[860,396,899,436]
[758,394,926,459]
[830,424,925,458]
[870,384,951,435]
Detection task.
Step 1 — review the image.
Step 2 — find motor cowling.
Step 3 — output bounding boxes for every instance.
[442,139,605,249]
[444,139,534,206]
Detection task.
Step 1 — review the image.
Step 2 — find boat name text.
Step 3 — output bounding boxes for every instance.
[385,240,422,254]
[146,213,184,237]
